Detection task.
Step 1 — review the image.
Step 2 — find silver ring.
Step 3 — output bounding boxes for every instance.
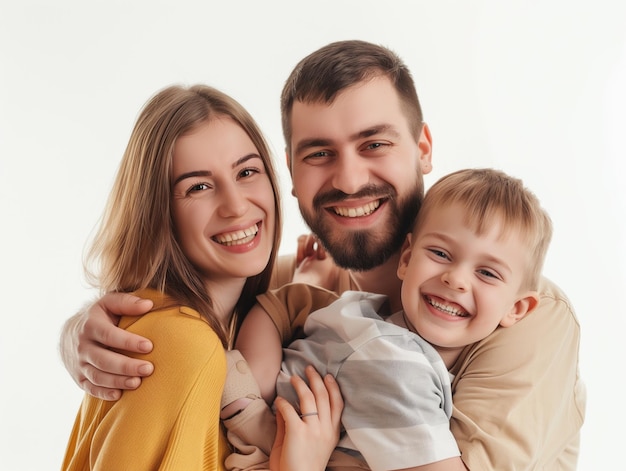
[299,412,319,418]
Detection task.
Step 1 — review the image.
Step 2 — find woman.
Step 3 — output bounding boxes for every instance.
[61,84,342,471]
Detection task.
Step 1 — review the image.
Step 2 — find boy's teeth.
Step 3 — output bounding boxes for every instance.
[426,296,468,317]
[334,200,380,217]
[214,224,259,246]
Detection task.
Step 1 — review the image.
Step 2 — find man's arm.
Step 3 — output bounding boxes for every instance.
[449,278,585,470]
[59,292,155,400]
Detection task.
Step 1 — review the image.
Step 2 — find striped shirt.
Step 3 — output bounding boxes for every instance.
[276,290,460,470]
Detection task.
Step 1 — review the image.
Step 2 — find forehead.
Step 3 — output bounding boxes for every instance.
[290,75,412,145]
[173,118,257,167]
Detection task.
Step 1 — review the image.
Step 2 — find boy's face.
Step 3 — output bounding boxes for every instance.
[397,203,535,349]
[287,75,432,270]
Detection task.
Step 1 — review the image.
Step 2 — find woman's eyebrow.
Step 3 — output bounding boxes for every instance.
[173,153,261,185]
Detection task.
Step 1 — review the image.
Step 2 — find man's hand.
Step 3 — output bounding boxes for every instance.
[293,234,337,290]
[59,292,154,401]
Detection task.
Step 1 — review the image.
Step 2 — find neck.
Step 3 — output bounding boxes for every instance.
[433,346,464,370]
[351,251,403,312]
[204,277,247,331]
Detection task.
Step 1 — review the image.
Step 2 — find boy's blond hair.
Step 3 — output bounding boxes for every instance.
[415,168,552,290]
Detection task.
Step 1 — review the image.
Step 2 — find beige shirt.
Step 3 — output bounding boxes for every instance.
[266,255,586,470]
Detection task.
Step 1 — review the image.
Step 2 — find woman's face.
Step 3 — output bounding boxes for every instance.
[170,117,276,285]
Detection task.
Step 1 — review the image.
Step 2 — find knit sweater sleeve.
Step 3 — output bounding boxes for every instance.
[90,306,228,471]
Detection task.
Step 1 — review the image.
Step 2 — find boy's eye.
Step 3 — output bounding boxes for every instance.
[428,248,449,260]
[477,268,502,281]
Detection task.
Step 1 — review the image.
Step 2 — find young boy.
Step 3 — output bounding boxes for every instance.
[222,168,553,471]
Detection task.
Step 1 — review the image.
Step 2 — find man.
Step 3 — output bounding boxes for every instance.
[60,40,585,469]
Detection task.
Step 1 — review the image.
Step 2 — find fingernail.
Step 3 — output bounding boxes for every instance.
[138,341,152,353]
[138,363,153,375]
[125,377,141,388]
[325,374,335,383]
[106,390,121,401]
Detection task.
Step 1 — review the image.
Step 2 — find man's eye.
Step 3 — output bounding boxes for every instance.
[309,151,329,158]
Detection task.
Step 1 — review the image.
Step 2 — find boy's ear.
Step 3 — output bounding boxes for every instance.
[500,291,540,328]
[397,234,413,281]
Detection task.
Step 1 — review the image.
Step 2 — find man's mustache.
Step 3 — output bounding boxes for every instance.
[313,184,396,208]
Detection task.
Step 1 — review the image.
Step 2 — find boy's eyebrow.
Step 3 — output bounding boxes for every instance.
[173,153,261,185]
[294,124,400,155]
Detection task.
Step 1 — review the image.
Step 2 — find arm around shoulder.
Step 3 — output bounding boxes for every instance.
[58,293,155,400]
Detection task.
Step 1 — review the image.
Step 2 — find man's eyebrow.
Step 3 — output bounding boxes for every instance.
[294,124,400,156]
[173,153,261,185]
[351,124,400,140]
[294,138,332,156]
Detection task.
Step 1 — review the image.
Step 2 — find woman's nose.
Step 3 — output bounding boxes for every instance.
[217,184,250,218]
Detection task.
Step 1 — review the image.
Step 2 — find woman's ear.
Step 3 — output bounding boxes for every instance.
[397,233,413,281]
[500,291,540,328]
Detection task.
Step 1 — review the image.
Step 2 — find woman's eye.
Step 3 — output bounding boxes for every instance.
[188,182,209,193]
[239,167,260,179]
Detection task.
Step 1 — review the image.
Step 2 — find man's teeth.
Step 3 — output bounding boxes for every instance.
[214,224,258,246]
[427,297,468,317]
[334,200,380,217]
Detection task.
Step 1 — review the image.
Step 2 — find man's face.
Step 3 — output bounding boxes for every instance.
[288,76,432,271]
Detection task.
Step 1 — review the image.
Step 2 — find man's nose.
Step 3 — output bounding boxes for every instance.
[331,151,370,195]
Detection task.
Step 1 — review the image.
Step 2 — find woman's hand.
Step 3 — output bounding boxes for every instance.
[59,292,154,400]
[269,365,343,471]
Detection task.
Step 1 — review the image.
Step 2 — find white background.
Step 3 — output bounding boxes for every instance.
[1,1,625,469]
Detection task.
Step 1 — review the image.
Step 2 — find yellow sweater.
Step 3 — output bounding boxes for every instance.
[62,289,229,471]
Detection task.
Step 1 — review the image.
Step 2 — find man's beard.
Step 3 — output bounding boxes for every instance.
[299,182,422,271]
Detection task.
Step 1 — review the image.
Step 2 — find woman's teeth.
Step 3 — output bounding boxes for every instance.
[214,224,258,246]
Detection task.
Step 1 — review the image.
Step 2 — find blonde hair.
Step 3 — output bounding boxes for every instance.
[85,85,282,346]
[415,168,552,289]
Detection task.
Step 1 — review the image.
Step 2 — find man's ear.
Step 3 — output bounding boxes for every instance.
[285,148,292,173]
[285,149,296,196]
[500,291,540,327]
[397,233,413,281]
[418,123,433,175]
